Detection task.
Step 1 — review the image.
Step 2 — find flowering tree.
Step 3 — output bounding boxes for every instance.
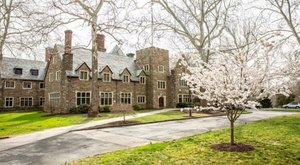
[182,34,291,146]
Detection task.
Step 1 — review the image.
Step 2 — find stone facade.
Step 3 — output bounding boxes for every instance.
[0,30,194,112]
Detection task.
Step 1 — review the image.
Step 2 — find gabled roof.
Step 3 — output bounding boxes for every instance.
[119,68,132,76]
[56,46,141,81]
[1,57,46,81]
[75,62,91,71]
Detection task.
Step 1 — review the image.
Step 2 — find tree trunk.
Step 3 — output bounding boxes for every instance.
[230,121,235,145]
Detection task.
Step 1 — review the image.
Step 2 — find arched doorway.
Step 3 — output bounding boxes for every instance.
[159,97,164,109]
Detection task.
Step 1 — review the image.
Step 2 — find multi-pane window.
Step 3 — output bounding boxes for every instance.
[20,98,33,107]
[49,73,54,82]
[123,75,130,83]
[120,92,131,104]
[103,73,111,82]
[179,79,188,87]
[79,71,88,80]
[23,82,32,89]
[143,65,149,72]
[158,65,164,72]
[137,95,146,104]
[158,81,166,89]
[4,97,13,107]
[5,81,15,89]
[140,76,146,84]
[49,92,60,106]
[100,92,113,106]
[56,71,61,81]
[76,92,91,106]
[39,82,45,89]
[39,98,45,106]
[178,94,191,103]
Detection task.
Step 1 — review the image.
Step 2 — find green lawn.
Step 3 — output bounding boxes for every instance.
[130,111,209,123]
[71,114,300,165]
[0,109,156,137]
[262,108,300,112]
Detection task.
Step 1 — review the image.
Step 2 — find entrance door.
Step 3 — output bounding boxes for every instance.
[159,97,164,109]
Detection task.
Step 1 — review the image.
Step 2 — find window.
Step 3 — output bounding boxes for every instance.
[39,82,45,89]
[76,91,91,106]
[4,97,13,107]
[39,98,45,106]
[137,95,146,104]
[103,73,111,82]
[123,75,130,83]
[140,76,146,84]
[79,71,88,80]
[100,92,113,106]
[179,79,188,87]
[178,94,191,103]
[158,81,166,89]
[23,82,32,89]
[49,92,60,106]
[158,65,164,72]
[143,65,149,72]
[120,92,131,104]
[5,81,15,89]
[20,98,33,107]
[49,73,54,82]
[14,68,22,75]
[30,69,39,76]
[56,71,61,81]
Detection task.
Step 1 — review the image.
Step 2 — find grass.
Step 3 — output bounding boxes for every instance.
[71,114,300,165]
[262,108,300,112]
[129,111,209,123]
[0,109,156,137]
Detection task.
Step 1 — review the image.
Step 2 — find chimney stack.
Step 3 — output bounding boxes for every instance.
[64,30,73,54]
[96,34,106,52]
[45,47,54,62]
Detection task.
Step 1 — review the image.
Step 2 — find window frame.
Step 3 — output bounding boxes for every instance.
[120,92,132,104]
[4,97,14,108]
[140,76,146,84]
[157,80,166,89]
[102,72,111,82]
[56,70,61,81]
[178,94,191,103]
[137,95,146,104]
[79,71,89,81]
[99,92,113,106]
[49,73,53,82]
[158,65,164,73]
[20,97,33,107]
[5,81,15,89]
[22,81,32,89]
[49,92,60,107]
[76,91,91,106]
[39,82,45,89]
[39,97,45,106]
[122,74,130,83]
[179,79,188,87]
[143,64,149,72]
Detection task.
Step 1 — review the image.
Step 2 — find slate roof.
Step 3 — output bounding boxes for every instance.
[1,57,46,81]
[56,45,142,81]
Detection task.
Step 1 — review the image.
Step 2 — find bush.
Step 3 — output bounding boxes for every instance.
[101,105,111,113]
[176,102,187,108]
[69,105,90,114]
[132,103,143,110]
[276,94,295,106]
[258,98,272,108]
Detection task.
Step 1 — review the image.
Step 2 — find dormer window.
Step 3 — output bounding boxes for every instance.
[30,69,39,76]
[143,65,149,72]
[14,68,22,75]
[79,71,89,80]
[140,76,146,84]
[123,75,130,83]
[103,73,111,82]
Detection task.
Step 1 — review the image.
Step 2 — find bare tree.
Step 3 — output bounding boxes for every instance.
[151,0,235,62]
[0,0,62,109]
[52,0,133,117]
[110,103,136,123]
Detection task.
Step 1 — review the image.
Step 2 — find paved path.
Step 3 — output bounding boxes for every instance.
[0,109,175,152]
[0,110,298,165]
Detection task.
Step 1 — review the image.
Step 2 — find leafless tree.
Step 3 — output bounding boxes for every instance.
[52,0,134,117]
[0,0,62,109]
[150,0,235,62]
[110,103,135,122]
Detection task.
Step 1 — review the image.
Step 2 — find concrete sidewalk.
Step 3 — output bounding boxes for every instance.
[0,110,298,165]
[0,108,175,152]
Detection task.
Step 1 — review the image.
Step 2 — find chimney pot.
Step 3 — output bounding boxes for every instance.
[96,34,106,52]
[64,30,73,54]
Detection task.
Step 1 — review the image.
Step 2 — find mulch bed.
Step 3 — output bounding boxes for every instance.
[99,120,141,127]
[210,143,255,152]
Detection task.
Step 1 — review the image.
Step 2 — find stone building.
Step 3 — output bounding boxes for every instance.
[0,30,192,113]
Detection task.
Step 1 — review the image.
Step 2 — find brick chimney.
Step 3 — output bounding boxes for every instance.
[63,30,73,71]
[96,34,106,52]
[45,47,54,62]
[64,30,73,54]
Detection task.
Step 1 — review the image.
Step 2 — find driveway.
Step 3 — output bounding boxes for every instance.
[0,110,298,165]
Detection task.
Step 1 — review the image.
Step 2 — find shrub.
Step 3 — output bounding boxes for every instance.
[176,102,188,108]
[132,103,142,110]
[258,98,272,108]
[102,106,111,113]
[69,105,90,114]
